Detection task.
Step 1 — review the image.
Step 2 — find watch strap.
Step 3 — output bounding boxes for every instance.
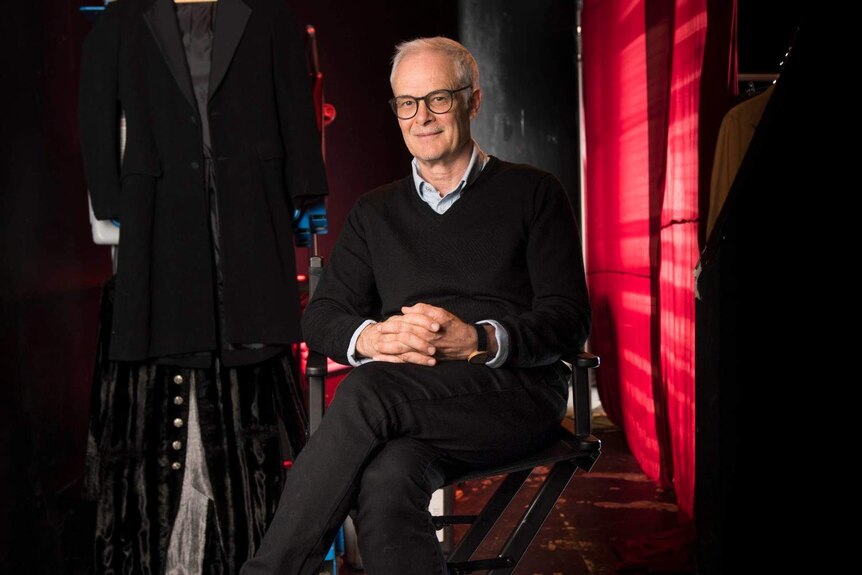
[472,323,487,352]
[467,323,490,364]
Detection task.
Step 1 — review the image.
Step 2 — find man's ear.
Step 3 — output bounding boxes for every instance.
[469,87,482,120]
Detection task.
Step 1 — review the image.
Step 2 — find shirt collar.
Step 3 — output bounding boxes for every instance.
[412,141,488,198]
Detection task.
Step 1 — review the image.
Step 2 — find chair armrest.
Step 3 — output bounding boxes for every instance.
[568,352,600,439]
[306,349,328,377]
[307,350,328,434]
[574,352,600,369]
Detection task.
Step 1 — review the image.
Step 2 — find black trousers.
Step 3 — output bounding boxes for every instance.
[240,360,569,575]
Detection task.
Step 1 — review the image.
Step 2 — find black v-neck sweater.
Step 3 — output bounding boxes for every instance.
[302,157,591,368]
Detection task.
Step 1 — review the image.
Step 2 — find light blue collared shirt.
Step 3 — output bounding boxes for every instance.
[412,142,487,214]
[347,142,510,367]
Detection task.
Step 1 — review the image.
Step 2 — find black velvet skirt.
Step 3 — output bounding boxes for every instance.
[83,280,308,574]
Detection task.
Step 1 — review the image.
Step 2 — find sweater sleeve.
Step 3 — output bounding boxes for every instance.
[499,175,591,367]
[78,2,122,221]
[301,200,381,364]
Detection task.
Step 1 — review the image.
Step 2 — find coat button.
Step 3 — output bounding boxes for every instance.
[173,374,184,385]
[173,418,184,428]
[190,115,197,124]
[172,440,183,451]
[190,161,200,170]
[171,462,182,471]
[174,396,184,406]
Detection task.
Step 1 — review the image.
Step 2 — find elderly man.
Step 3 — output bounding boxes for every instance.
[241,37,591,575]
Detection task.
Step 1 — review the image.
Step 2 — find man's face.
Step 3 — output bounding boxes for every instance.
[391,51,480,168]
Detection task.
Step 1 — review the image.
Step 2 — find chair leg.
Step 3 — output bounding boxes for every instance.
[487,461,579,575]
[447,469,532,564]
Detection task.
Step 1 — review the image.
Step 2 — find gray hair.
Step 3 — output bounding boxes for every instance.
[390,37,480,95]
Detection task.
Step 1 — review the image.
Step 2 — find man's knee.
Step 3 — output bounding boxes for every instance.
[329,362,404,412]
[361,440,443,500]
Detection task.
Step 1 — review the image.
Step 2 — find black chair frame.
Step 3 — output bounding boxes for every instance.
[436,352,600,575]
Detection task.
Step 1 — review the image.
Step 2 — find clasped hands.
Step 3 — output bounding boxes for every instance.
[355,303,493,366]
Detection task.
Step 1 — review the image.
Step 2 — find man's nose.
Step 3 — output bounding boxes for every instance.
[414,99,434,123]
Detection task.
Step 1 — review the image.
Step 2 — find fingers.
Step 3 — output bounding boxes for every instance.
[378,314,440,339]
[397,303,478,361]
[358,319,436,361]
[373,352,437,367]
[359,305,473,365]
[374,328,437,356]
[401,303,451,325]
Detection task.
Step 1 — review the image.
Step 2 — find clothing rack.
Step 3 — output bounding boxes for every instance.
[738,73,779,82]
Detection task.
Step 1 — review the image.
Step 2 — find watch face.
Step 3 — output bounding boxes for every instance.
[468,351,490,364]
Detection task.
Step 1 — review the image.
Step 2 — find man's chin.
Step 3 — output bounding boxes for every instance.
[410,149,444,164]
[407,140,444,159]
[416,154,443,164]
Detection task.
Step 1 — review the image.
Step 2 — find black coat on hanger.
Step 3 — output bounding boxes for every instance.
[79,0,328,361]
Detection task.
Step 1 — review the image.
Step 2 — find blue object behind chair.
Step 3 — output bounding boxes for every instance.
[294,199,328,248]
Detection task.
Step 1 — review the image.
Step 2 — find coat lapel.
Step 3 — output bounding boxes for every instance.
[209,0,251,101]
[143,0,197,113]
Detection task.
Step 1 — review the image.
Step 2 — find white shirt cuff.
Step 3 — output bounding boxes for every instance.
[477,320,509,368]
[347,319,377,367]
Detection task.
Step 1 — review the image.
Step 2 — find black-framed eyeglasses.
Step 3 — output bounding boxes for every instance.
[388,85,472,120]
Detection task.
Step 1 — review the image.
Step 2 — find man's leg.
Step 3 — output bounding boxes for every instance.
[355,438,449,575]
[240,361,566,575]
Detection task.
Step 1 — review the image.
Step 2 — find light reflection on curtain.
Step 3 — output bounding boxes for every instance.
[582,0,661,486]
[582,0,708,518]
[658,0,706,518]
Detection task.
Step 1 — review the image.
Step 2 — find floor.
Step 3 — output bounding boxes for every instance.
[39,385,696,575]
[330,399,695,575]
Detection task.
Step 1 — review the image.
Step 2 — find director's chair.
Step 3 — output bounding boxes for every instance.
[306,249,600,574]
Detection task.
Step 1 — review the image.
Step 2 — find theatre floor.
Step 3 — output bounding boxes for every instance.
[331,404,695,575]
[48,392,695,575]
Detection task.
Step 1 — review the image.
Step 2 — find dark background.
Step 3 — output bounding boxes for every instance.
[0,1,801,572]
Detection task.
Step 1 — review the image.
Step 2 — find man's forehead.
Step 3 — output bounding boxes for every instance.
[392,52,457,92]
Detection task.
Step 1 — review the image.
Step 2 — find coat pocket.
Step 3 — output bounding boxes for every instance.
[120,155,161,179]
[256,139,285,161]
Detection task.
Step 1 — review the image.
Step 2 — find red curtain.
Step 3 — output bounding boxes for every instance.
[582,0,716,518]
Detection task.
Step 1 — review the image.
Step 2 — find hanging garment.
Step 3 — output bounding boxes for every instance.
[84,279,308,574]
[79,0,328,362]
[79,1,324,572]
[706,85,774,238]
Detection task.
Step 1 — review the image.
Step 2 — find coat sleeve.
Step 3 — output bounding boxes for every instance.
[78,2,123,221]
[270,6,329,204]
[499,175,592,367]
